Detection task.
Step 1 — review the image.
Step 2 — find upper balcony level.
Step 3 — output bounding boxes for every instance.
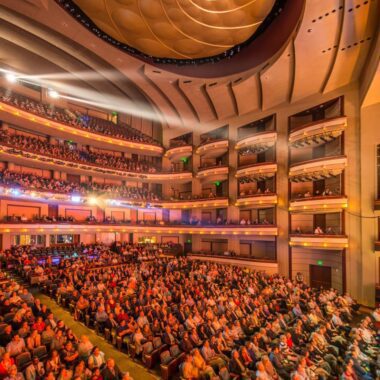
[235,131,277,154]
[289,116,347,148]
[195,138,229,158]
[0,88,163,155]
[289,155,347,182]
[236,162,277,181]
[0,144,192,183]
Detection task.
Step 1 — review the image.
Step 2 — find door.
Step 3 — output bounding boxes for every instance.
[309,265,332,289]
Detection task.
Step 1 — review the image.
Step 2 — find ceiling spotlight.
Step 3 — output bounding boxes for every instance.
[48,89,60,99]
[5,72,17,83]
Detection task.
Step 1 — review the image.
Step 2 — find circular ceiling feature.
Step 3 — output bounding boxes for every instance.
[71,0,276,59]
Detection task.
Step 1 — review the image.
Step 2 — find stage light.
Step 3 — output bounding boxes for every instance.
[11,188,20,196]
[48,89,60,99]
[71,195,81,203]
[5,72,17,83]
[88,197,97,205]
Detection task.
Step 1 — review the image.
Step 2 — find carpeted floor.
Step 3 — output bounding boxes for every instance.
[34,292,159,380]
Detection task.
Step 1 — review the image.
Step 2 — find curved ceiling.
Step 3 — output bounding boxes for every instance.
[71,0,276,60]
[0,0,378,131]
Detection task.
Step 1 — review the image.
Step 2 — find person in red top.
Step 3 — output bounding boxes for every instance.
[0,352,15,378]
[286,332,294,349]
[32,316,46,333]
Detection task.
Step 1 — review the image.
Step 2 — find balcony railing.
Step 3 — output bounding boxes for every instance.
[289,234,348,249]
[289,155,347,182]
[289,116,347,148]
[235,131,277,154]
[0,223,278,236]
[289,195,348,213]
[164,145,192,162]
[236,162,277,181]
[196,139,229,157]
[235,193,277,207]
[196,165,229,182]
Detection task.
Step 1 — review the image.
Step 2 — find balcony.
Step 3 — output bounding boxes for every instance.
[236,162,277,181]
[289,234,348,250]
[154,197,229,209]
[196,165,229,183]
[235,131,277,154]
[289,155,347,182]
[0,143,193,183]
[236,193,277,207]
[289,195,348,213]
[196,139,229,158]
[374,200,380,211]
[375,242,380,251]
[0,101,164,155]
[0,223,278,236]
[164,145,192,162]
[289,116,347,148]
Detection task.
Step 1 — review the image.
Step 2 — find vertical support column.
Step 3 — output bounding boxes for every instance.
[228,124,239,224]
[276,112,289,278]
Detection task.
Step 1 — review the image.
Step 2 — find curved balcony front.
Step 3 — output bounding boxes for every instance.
[289,195,348,213]
[0,143,192,183]
[235,131,277,154]
[196,139,229,158]
[196,165,229,184]
[0,101,164,156]
[0,223,278,237]
[289,116,347,148]
[236,194,277,207]
[289,155,347,182]
[289,234,348,250]
[164,145,192,163]
[236,162,277,181]
[156,197,229,209]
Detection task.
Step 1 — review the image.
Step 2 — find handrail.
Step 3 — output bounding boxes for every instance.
[290,155,346,169]
[290,116,346,134]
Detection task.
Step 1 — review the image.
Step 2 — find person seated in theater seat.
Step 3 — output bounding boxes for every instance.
[314,226,324,234]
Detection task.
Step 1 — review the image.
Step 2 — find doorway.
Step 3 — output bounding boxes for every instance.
[309,264,332,289]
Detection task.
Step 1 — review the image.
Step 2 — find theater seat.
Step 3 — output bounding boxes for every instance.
[160,349,185,380]
[142,337,168,369]
[33,345,48,361]
[15,352,32,371]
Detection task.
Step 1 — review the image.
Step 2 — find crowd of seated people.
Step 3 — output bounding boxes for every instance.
[0,170,162,202]
[293,226,339,235]
[3,246,379,380]
[0,128,161,173]
[239,188,273,197]
[0,89,159,145]
[0,270,134,380]
[295,189,339,199]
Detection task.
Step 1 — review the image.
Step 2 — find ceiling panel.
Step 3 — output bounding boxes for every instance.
[178,80,216,123]
[205,82,236,120]
[261,42,293,110]
[292,0,343,102]
[231,75,260,115]
[324,0,376,93]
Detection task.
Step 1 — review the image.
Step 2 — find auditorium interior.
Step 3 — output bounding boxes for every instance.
[0,1,379,379]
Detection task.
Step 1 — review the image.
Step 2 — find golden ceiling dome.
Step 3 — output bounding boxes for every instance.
[73,0,276,59]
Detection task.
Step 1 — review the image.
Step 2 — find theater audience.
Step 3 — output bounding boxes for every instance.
[0,89,159,146]
[1,245,379,380]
